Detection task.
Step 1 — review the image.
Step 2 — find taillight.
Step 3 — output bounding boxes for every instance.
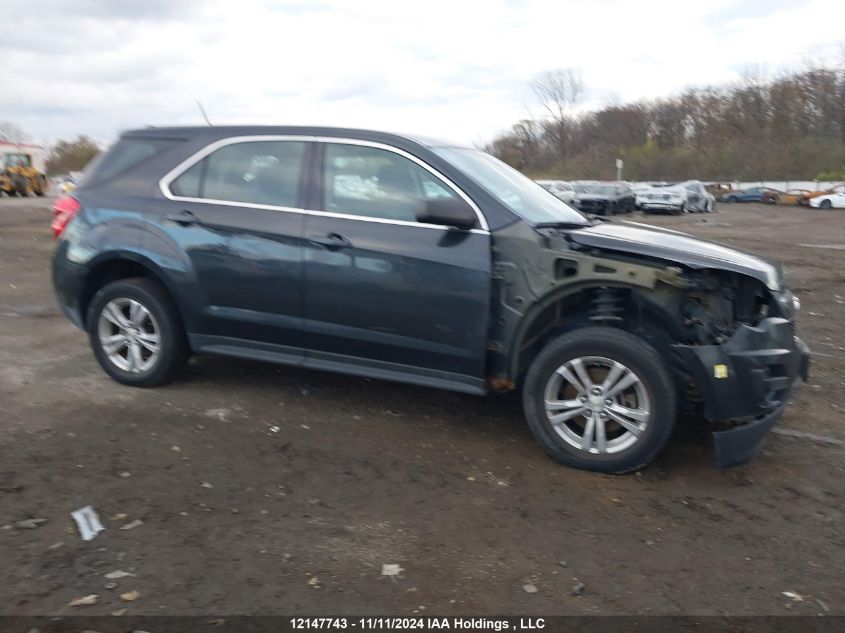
[52,196,80,239]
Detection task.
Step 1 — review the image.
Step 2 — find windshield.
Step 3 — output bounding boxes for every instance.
[434,148,588,225]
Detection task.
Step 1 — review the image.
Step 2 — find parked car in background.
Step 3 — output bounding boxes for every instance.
[719,187,778,203]
[765,189,811,205]
[536,179,575,204]
[799,184,845,206]
[571,182,635,215]
[810,189,845,209]
[631,184,653,210]
[641,180,714,214]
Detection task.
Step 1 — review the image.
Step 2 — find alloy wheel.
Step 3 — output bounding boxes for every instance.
[543,356,650,454]
[97,297,161,373]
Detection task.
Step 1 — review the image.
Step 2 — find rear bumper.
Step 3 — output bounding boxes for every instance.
[672,317,810,468]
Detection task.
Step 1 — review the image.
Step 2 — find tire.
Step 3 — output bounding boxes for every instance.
[13,176,29,197]
[725,195,737,203]
[87,277,188,387]
[522,327,677,474]
[673,202,686,215]
[820,200,832,210]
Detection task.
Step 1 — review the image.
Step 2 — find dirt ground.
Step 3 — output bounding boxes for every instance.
[1,195,843,616]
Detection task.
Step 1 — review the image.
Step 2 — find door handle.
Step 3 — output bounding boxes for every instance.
[309,233,351,250]
[165,210,200,226]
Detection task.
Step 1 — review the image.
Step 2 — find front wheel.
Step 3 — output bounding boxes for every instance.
[87,278,188,387]
[820,200,832,210]
[522,327,677,474]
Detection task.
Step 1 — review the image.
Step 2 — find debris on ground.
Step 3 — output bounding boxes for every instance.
[110,513,128,521]
[110,608,127,616]
[15,518,46,529]
[71,506,104,541]
[522,583,538,594]
[204,408,230,421]
[771,428,844,446]
[201,482,213,489]
[104,582,118,590]
[783,591,804,602]
[119,590,140,602]
[559,561,568,567]
[69,594,99,607]
[307,576,321,589]
[381,563,404,579]
[119,519,143,531]
[104,570,134,579]
[571,582,586,597]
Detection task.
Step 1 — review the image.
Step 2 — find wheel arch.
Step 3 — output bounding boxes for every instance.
[78,252,185,330]
[504,280,683,385]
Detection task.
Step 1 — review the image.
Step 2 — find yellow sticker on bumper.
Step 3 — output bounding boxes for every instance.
[714,364,728,379]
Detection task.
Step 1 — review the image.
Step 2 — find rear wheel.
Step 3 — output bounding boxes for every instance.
[522,327,676,474]
[820,199,832,210]
[13,176,29,197]
[87,278,188,387]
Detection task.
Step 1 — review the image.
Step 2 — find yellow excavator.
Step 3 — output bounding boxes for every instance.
[0,148,48,197]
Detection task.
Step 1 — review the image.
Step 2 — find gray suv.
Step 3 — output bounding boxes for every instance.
[52,126,809,474]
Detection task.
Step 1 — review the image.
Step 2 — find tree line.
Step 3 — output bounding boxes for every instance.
[487,63,845,182]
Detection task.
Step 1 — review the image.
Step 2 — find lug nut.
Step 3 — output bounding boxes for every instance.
[579,395,587,402]
[591,387,602,395]
[605,399,612,405]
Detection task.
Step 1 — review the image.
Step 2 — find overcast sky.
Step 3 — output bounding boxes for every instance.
[1,0,843,147]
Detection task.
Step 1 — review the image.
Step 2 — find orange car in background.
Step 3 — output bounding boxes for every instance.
[765,189,812,205]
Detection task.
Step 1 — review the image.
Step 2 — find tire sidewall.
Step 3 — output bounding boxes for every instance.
[523,327,676,474]
[87,279,183,387]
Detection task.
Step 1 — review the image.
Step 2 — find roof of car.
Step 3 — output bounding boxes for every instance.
[121,125,465,149]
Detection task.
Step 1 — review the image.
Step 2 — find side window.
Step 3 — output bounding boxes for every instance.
[170,141,306,207]
[322,143,461,222]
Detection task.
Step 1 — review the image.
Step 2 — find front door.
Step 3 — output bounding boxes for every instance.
[301,141,491,393]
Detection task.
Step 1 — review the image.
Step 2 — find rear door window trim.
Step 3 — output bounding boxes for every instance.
[159,135,489,234]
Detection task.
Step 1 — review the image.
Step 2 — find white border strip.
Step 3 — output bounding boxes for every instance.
[158,135,490,233]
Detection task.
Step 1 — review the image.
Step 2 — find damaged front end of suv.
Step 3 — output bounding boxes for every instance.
[487,219,810,468]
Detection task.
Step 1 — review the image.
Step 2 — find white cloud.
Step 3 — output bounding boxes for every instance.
[1,0,842,147]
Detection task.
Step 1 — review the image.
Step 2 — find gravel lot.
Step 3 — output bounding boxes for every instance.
[1,196,843,616]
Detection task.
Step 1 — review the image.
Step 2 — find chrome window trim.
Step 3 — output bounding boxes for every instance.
[158,134,490,233]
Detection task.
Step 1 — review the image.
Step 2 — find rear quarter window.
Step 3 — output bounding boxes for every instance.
[83,138,177,185]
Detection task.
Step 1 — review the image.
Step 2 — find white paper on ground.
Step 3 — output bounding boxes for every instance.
[71,505,105,541]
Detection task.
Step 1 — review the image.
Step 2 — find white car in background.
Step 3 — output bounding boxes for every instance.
[640,180,715,214]
[810,189,845,209]
[535,179,575,204]
[631,183,661,209]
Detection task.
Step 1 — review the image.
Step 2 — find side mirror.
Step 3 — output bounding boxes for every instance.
[417,198,477,230]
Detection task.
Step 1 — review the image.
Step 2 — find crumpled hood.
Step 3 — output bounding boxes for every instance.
[568,221,781,290]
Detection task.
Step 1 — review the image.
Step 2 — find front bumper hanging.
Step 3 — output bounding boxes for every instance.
[672,317,811,468]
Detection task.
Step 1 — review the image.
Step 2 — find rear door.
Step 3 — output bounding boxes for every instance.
[301,140,491,393]
[161,138,310,356]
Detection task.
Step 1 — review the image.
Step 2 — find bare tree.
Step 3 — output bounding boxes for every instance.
[531,69,583,162]
[0,121,28,144]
